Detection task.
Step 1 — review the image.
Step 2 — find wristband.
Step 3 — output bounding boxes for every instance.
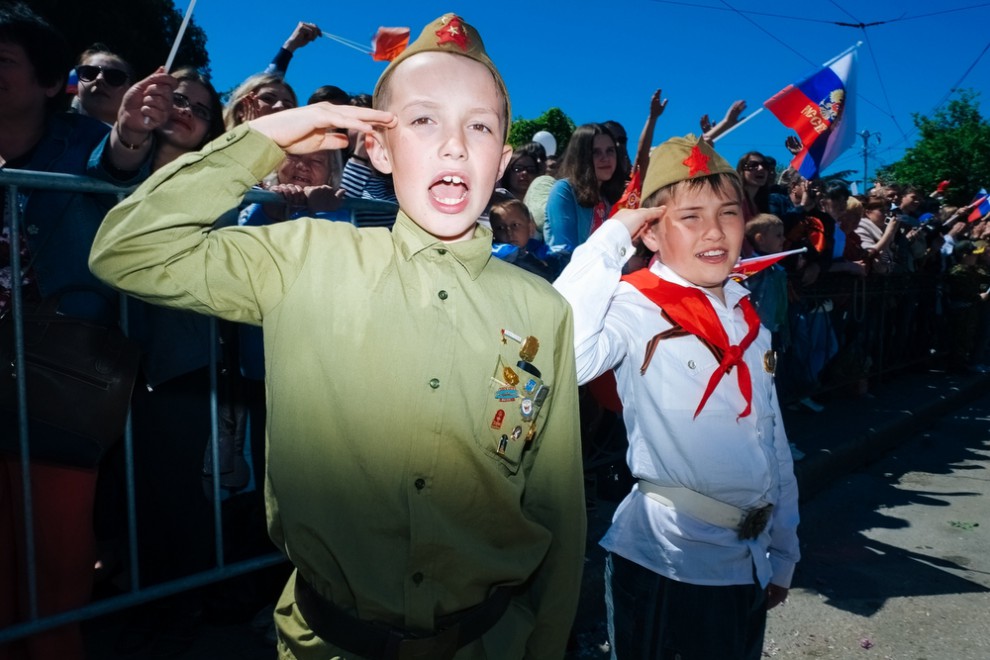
[115,123,151,151]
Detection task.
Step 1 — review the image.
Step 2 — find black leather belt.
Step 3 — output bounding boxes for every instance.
[294,574,514,660]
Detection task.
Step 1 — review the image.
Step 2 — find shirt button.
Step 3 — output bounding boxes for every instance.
[414,478,426,490]
[687,360,696,369]
[437,249,447,255]
[429,378,440,389]
[619,247,627,257]
[412,572,424,585]
[438,290,448,300]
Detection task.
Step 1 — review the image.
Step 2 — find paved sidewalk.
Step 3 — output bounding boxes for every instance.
[82,369,988,659]
[567,367,990,657]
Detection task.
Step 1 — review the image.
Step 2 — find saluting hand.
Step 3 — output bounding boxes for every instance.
[610,206,666,242]
[249,104,396,155]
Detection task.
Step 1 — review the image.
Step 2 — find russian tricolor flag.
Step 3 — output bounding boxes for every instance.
[765,49,858,179]
[968,189,989,222]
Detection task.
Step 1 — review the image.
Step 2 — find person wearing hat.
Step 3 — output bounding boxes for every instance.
[90,13,585,659]
[555,135,800,659]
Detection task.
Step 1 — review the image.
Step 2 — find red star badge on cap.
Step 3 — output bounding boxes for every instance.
[436,16,469,50]
[682,144,711,178]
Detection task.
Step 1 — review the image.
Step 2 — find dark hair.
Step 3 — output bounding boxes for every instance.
[308,85,350,105]
[735,151,770,179]
[172,66,225,146]
[498,144,546,193]
[823,180,851,202]
[77,42,134,80]
[557,123,625,207]
[349,93,372,108]
[0,2,72,113]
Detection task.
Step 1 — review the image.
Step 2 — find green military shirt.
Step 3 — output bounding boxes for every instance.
[89,125,586,659]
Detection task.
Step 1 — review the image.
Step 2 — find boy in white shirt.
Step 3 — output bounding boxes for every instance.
[554,135,799,659]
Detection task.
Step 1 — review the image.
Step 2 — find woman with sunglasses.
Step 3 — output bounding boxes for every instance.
[736,151,774,217]
[73,43,133,124]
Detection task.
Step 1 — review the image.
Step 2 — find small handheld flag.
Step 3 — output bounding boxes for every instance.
[322,27,410,62]
[731,247,808,280]
[372,27,411,62]
[968,190,989,222]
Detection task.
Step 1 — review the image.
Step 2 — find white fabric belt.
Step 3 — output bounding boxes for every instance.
[637,479,749,530]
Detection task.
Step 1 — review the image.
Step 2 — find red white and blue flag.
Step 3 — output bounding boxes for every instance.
[765,49,857,179]
[968,189,989,222]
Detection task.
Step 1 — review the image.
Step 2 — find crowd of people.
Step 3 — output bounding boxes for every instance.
[2,3,990,660]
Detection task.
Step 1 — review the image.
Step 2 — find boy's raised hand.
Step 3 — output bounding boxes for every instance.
[611,206,666,241]
[249,104,395,155]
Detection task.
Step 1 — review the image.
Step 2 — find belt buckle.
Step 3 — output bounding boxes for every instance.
[390,624,460,660]
[738,503,773,540]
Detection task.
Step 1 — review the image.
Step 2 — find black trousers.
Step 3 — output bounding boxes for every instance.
[606,552,768,660]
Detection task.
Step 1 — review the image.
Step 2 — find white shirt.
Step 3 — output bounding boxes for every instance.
[554,219,800,588]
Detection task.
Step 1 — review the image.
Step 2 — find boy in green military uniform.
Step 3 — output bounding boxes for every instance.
[90,14,585,660]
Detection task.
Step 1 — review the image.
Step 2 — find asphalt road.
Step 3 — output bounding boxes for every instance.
[764,390,990,659]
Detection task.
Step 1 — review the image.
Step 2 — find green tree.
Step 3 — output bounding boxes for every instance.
[877,90,990,206]
[26,0,210,79]
[508,108,576,154]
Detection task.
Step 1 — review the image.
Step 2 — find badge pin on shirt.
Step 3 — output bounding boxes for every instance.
[501,328,541,378]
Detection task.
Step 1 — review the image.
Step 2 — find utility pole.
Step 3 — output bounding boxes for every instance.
[858,130,881,191]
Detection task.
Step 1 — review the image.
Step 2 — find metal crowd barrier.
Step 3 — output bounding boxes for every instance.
[0,168,397,646]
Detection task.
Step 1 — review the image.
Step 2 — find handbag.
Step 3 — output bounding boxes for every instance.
[0,292,141,467]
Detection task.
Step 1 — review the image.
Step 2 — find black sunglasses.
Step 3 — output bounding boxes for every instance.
[75,64,129,87]
[742,161,768,172]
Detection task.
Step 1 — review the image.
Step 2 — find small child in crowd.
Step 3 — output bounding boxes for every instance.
[90,14,585,659]
[744,213,790,344]
[490,197,564,281]
[554,135,800,659]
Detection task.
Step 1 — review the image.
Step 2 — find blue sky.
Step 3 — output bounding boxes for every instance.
[191,0,990,190]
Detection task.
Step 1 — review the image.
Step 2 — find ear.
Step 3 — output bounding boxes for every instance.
[45,74,66,100]
[365,130,393,174]
[495,144,512,181]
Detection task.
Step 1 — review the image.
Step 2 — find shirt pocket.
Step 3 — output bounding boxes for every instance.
[654,343,721,413]
[478,354,551,476]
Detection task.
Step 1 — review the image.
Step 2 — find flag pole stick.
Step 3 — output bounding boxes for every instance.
[712,107,764,143]
[321,31,372,55]
[165,0,197,73]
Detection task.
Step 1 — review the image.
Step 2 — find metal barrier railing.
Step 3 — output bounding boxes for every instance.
[0,168,398,646]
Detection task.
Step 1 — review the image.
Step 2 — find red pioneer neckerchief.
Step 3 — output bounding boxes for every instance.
[622,268,761,419]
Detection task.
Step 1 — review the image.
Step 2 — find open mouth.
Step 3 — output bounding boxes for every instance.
[697,248,728,262]
[429,174,469,207]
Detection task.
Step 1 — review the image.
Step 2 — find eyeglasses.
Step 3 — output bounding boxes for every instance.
[75,64,128,87]
[742,161,768,172]
[511,165,537,175]
[172,92,213,122]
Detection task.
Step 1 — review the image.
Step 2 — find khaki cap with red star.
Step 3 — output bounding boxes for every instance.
[372,14,510,130]
[641,134,739,202]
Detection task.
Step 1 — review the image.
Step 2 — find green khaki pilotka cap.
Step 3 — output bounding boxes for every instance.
[641,134,739,202]
[372,13,511,134]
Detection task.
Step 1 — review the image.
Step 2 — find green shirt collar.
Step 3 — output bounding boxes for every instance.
[392,211,493,280]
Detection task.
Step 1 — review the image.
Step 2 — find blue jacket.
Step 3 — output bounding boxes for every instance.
[16,114,135,321]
